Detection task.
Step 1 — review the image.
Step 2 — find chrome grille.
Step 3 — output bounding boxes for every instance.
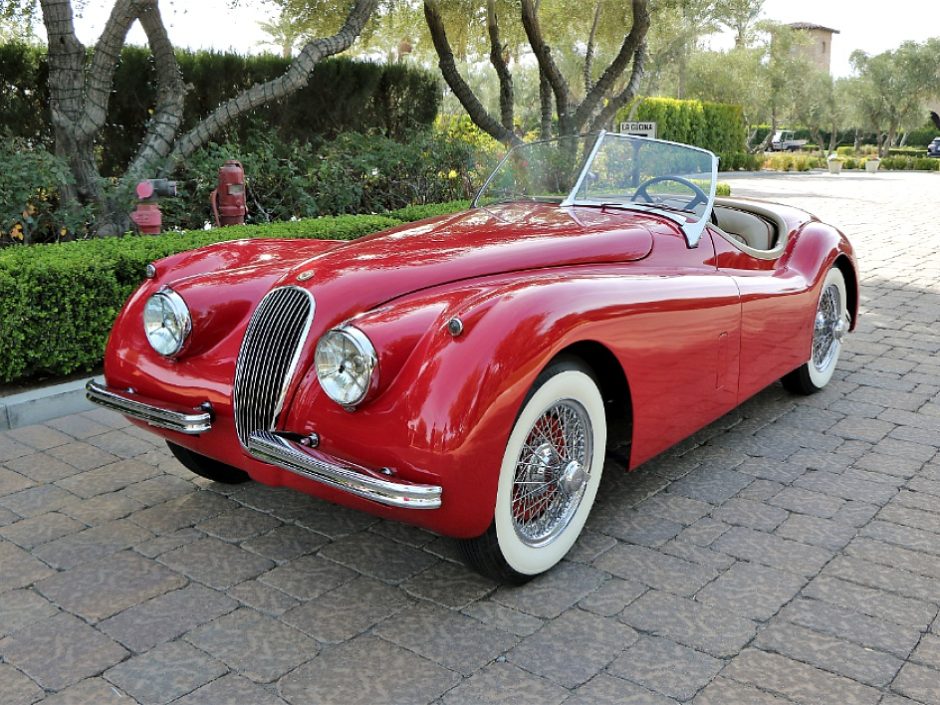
[233,286,314,447]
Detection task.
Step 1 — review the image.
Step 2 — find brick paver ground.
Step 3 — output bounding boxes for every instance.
[1,170,938,704]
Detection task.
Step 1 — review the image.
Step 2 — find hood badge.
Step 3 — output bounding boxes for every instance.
[297,271,314,282]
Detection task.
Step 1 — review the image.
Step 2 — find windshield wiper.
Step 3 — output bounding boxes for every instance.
[599,201,693,215]
[577,201,692,225]
[483,195,564,206]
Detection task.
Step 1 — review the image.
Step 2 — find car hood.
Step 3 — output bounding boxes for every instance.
[275,202,655,324]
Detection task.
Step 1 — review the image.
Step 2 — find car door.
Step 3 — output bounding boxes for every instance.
[619,226,743,469]
[710,227,814,401]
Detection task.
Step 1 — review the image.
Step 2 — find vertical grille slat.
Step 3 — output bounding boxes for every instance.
[233,286,314,447]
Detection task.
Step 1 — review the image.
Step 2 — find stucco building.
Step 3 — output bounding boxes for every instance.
[788,22,839,74]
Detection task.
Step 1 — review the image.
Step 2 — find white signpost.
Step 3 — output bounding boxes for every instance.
[619,121,657,138]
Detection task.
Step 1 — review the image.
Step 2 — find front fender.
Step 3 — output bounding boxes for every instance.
[284,265,732,537]
[104,238,340,412]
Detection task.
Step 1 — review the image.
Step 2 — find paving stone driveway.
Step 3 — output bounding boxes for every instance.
[1,170,939,705]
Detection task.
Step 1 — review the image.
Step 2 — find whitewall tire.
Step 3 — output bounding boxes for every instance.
[782,267,849,395]
[458,357,606,583]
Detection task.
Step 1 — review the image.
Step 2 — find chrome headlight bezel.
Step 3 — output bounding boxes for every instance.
[143,288,191,357]
[314,326,378,408]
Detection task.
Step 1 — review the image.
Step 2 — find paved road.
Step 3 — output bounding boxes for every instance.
[1,170,938,705]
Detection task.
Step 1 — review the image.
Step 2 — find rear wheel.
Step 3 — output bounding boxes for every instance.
[782,267,849,395]
[167,442,251,484]
[457,358,606,584]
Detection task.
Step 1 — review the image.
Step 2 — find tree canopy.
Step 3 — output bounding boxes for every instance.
[849,39,940,155]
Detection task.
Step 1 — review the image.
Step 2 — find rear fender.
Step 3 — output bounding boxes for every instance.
[784,222,859,329]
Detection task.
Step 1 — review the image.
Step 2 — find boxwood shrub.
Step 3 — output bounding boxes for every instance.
[0,207,472,384]
[879,156,940,171]
[616,98,750,169]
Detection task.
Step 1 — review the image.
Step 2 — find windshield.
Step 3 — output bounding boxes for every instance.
[474,135,596,206]
[474,131,718,246]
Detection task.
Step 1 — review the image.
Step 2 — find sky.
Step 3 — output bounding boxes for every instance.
[744,0,938,77]
[64,0,938,79]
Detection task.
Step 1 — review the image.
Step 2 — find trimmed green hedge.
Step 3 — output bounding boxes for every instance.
[0,43,441,175]
[616,98,753,170]
[0,202,469,384]
[878,156,940,171]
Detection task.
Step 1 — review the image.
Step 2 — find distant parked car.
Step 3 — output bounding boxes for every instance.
[927,137,940,158]
[769,130,808,152]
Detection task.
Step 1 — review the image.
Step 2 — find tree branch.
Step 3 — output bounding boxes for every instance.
[589,42,647,132]
[39,0,85,128]
[539,73,552,139]
[583,1,601,94]
[520,0,571,132]
[423,0,518,145]
[80,0,139,140]
[486,0,513,133]
[168,0,378,165]
[126,0,185,181]
[575,0,649,131]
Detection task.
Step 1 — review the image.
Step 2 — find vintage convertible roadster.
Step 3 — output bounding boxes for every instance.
[88,132,857,582]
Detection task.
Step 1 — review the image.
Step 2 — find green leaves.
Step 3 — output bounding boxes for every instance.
[161,129,473,229]
[618,97,749,169]
[0,203,468,384]
[0,137,89,245]
[848,39,940,150]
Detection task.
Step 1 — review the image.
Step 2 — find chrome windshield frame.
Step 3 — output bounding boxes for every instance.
[474,131,719,249]
[564,132,718,248]
[560,130,607,207]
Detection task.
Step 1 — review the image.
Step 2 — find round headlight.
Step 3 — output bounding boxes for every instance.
[315,327,377,407]
[143,289,191,357]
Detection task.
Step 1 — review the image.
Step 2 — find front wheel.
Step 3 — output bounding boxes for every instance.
[782,266,850,395]
[457,358,607,583]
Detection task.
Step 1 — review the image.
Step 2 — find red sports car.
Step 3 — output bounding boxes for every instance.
[88,132,857,582]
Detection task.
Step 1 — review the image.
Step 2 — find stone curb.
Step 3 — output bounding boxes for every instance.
[0,376,99,431]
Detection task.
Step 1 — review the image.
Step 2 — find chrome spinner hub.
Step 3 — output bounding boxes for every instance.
[559,460,587,494]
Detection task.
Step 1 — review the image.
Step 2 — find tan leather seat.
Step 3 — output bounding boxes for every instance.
[714,207,775,250]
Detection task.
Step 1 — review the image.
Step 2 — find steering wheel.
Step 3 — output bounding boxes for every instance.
[633,176,708,211]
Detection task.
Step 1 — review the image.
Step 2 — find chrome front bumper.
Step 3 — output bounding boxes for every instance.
[86,381,212,435]
[246,431,442,510]
[86,381,441,510]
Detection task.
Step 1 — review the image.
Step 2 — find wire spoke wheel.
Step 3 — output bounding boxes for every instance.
[812,282,844,373]
[456,357,607,583]
[511,400,592,547]
[782,266,849,395]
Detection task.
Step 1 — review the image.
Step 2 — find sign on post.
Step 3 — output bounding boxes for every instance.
[619,121,657,138]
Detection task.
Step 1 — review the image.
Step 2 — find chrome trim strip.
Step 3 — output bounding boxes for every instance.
[246,431,442,510]
[85,381,211,435]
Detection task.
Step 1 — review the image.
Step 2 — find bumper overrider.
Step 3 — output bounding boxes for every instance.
[85,381,442,510]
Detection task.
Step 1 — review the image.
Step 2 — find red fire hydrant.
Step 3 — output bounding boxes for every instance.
[210,160,247,227]
[130,179,177,235]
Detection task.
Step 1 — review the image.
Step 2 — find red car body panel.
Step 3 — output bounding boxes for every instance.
[103,201,857,538]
